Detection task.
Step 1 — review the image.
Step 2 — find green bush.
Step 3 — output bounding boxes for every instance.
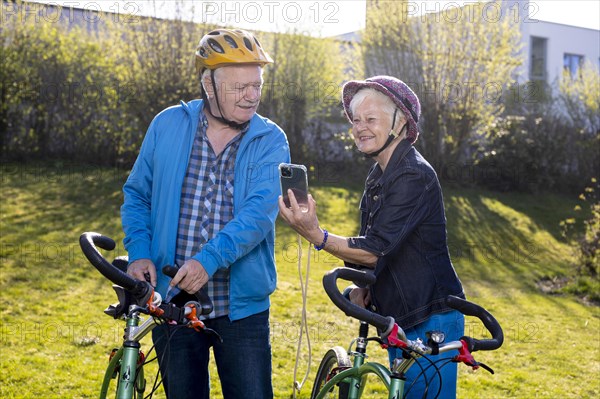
[1,1,348,167]
[559,178,600,304]
[474,94,599,194]
[1,9,135,163]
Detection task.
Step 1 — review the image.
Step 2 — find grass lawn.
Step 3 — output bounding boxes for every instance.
[1,162,598,398]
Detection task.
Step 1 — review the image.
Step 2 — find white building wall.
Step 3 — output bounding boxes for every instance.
[502,0,600,85]
[524,21,600,84]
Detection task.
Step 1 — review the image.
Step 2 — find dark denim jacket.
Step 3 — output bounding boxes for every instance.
[346,139,464,329]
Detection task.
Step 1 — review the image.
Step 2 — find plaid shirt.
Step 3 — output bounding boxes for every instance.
[175,112,243,319]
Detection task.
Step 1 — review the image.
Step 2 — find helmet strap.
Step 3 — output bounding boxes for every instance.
[204,69,250,131]
[365,109,406,158]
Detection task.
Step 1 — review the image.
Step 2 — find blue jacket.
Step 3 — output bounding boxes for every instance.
[121,99,290,321]
[347,139,464,329]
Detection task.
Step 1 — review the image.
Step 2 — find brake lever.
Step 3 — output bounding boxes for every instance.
[183,301,223,343]
[203,327,223,343]
[462,359,495,374]
[476,362,494,374]
[453,339,495,374]
[162,265,214,315]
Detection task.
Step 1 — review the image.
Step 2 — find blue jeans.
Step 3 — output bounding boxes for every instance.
[387,310,464,399]
[152,309,273,399]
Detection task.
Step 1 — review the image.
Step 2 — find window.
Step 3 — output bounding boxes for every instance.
[530,37,547,81]
[563,53,584,78]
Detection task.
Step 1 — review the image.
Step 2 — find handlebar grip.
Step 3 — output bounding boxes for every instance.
[91,234,117,251]
[323,267,394,336]
[446,295,504,352]
[79,232,152,303]
[162,266,214,316]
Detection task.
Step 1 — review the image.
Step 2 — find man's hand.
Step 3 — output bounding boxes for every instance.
[127,258,157,287]
[170,259,209,294]
[349,287,371,309]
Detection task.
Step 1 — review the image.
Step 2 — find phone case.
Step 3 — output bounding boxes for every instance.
[279,163,309,211]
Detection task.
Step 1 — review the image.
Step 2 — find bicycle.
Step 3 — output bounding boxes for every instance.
[310,267,504,399]
[79,232,217,399]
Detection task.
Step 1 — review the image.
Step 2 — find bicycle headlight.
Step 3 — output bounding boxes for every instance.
[426,330,446,344]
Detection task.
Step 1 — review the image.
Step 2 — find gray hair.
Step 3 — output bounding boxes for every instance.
[201,68,225,99]
[349,88,405,126]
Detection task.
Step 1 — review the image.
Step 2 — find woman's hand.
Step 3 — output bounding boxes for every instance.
[278,189,324,245]
[279,189,379,267]
[349,287,371,309]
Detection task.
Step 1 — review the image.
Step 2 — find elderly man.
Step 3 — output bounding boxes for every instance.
[121,29,290,399]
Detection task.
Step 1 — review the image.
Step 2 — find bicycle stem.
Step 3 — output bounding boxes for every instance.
[124,313,159,343]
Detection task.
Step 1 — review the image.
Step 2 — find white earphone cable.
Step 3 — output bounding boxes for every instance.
[292,233,312,397]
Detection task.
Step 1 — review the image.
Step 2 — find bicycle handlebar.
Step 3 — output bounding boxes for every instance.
[323,267,503,352]
[79,232,152,304]
[80,232,214,316]
[445,295,504,352]
[162,266,214,316]
[322,267,395,336]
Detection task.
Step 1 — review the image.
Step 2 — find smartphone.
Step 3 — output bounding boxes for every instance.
[279,163,309,212]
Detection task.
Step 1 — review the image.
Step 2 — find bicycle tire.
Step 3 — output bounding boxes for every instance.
[310,346,352,399]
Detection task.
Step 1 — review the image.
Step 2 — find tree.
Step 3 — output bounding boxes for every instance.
[115,10,208,141]
[1,2,129,163]
[1,0,211,164]
[259,31,345,163]
[559,60,600,135]
[558,61,600,186]
[362,0,522,171]
[560,178,600,304]
[474,58,599,193]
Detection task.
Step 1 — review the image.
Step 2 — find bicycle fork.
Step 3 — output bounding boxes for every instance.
[346,321,407,399]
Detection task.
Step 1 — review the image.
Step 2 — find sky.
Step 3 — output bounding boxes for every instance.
[24,1,600,36]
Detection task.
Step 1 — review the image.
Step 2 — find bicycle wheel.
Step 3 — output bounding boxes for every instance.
[310,346,352,399]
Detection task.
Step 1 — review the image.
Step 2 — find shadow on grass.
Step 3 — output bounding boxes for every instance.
[444,188,575,304]
[1,163,579,307]
[1,162,128,289]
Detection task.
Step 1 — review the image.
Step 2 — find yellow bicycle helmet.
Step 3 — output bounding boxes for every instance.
[195,29,274,73]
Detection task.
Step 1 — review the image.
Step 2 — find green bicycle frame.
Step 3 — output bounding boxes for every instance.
[99,314,149,399]
[316,355,405,399]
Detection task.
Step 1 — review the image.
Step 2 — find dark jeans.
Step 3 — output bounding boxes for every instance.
[152,308,273,399]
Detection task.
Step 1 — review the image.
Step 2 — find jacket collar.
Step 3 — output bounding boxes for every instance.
[366,139,413,187]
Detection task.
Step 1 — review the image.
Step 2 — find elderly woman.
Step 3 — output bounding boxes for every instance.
[278,76,465,398]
